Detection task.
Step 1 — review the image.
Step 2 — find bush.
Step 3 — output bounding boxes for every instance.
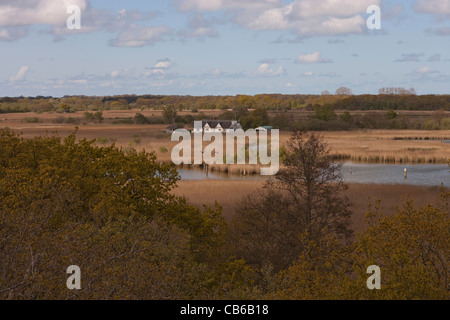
[440,117,450,130]
[134,113,150,124]
[423,119,440,130]
[0,129,226,299]
[65,117,81,124]
[385,109,398,119]
[21,117,42,123]
[132,137,141,145]
[96,137,109,144]
[314,105,337,121]
[112,118,134,125]
[52,117,65,124]
[83,111,103,124]
[52,117,80,124]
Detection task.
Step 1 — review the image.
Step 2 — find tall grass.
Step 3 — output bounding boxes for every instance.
[172,180,447,232]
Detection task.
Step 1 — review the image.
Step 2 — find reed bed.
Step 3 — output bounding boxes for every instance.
[172,179,447,233]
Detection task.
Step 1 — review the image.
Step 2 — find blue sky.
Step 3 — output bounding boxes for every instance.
[0,0,449,97]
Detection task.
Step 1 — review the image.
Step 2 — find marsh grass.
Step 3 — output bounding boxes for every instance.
[172,179,447,233]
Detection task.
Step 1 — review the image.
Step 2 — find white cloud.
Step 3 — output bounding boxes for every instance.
[144,69,166,77]
[245,6,292,30]
[68,79,88,85]
[394,53,425,62]
[318,72,341,77]
[291,0,376,19]
[176,0,381,36]
[143,59,175,78]
[9,66,30,82]
[255,63,285,77]
[415,0,450,15]
[0,26,28,41]
[0,1,169,44]
[179,13,219,39]
[110,68,134,79]
[110,70,120,78]
[414,67,438,74]
[109,25,171,47]
[428,54,441,61]
[155,62,171,69]
[426,27,450,36]
[408,67,440,77]
[208,69,223,76]
[176,0,281,12]
[0,0,88,27]
[296,51,332,63]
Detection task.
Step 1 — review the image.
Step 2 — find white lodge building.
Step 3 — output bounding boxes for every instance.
[193,120,243,133]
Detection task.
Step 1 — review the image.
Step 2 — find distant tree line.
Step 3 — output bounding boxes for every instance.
[1,88,449,115]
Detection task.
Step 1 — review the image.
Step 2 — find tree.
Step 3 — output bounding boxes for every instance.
[314,104,337,121]
[134,112,150,124]
[230,131,352,273]
[339,111,353,122]
[163,105,177,124]
[267,188,450,300]
[239,108,269,129]
[0,129,230,299]
[83,111,103,123]
[385,109,398,119]
[335,87,353,96]
[269,131,353,240]
[347,193,450,299]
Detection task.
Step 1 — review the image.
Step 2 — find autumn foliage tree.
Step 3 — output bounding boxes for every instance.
[0,129,254,299]
[230,131,352,274]
[269,191,449,300]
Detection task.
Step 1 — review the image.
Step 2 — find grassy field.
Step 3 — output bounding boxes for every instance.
[172,179,447,233]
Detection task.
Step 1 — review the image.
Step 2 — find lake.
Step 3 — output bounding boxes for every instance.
[178,163,449,187]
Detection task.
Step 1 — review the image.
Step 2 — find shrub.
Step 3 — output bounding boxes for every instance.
[96,137,109,144]
[134,113,150,124]
[440,117,450,130]
[83,111,103,123]
[65,117,81,124]
[112,118,134,125]
[423,119,440,130]
[52,117,65,124]
[21,117,42,123]
[132,137,141,145]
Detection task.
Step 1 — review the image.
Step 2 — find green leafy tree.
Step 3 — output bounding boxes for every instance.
[314,105,337,121]
[240,108,269,129]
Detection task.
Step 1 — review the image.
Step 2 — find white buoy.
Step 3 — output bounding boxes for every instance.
[404,168,407,179]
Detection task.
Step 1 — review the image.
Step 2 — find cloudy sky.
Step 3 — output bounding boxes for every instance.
[1,0,449,97]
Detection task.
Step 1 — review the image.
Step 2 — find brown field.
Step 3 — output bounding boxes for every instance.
[322,130,450,164]
[172,179,447,233]
[1,109,449,166]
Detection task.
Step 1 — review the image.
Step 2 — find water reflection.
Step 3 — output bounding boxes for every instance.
[178,163,449,187]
